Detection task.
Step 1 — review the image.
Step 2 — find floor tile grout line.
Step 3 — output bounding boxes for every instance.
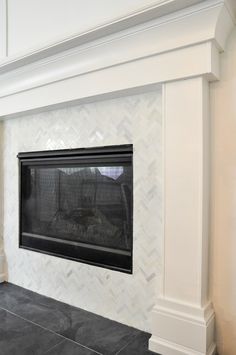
[115,331,142,355]
[43,339,65,354]
[0,306,103,355]
[1,282,103,320]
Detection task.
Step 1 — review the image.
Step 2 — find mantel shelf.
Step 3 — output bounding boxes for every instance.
[0,0,234,118]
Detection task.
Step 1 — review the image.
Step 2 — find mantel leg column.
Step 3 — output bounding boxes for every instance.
[149,77,216,355]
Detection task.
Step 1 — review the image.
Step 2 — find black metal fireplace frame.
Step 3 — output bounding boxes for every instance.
[18,145,133,274]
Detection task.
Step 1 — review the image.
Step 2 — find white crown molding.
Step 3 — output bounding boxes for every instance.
[0,0,231,72]
[0,42,219,118]
[0,40,219,99]
[0,0,208,69]
[0,0,233,118]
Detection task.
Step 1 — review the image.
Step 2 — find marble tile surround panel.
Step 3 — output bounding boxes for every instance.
[2,89,162,332]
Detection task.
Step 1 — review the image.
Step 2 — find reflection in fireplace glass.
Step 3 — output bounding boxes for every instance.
[19,146,133,272]
[22,164,132,251]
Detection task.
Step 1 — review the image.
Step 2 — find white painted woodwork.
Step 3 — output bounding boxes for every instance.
[7,0,205,57]
[0,0,234,117]
[0,42,219,118]
[0,0,232,71]
[163,78,209,305]
[149,77,215,354]
[0,0,235,354]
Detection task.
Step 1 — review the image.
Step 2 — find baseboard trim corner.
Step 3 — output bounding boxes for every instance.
[149,335,216,355]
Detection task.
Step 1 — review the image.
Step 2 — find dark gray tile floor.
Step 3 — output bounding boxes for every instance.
[0,282,157,355]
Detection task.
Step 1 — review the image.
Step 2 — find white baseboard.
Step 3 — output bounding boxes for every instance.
[149,336,216,355]
[149,298,216,355]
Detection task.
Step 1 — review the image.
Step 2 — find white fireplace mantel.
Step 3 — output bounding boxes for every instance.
[0,0,234,118]
[0,0,235,354]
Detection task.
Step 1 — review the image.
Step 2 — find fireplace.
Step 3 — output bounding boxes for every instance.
[18,145,133,273]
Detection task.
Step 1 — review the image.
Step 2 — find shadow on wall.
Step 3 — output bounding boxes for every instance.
[210,27,236,355]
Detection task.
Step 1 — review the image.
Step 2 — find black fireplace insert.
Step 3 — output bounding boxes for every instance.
[18,145,133,273]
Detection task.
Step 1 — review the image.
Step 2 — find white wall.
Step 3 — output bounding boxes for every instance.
[210,27,236,355]
[0,0,6,59]
[2,89,162,332]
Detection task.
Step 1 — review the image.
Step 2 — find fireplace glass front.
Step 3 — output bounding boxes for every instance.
[18,145,133,273]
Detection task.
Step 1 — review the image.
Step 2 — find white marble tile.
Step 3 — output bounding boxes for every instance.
[2,89,162,332]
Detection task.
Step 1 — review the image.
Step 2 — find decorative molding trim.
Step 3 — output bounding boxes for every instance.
[0,42,219,118]
[150,336,216,355]
[0,0,234,118]
[153,297,215,321]
[0,0,219,69]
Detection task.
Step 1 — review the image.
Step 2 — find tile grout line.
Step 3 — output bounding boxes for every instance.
[43,339,65,354]
[115,331,141,355]
[0,306,103,355]
[2,282,103,320]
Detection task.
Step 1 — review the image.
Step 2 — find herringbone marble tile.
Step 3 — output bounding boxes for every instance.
[2,89,162,332]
